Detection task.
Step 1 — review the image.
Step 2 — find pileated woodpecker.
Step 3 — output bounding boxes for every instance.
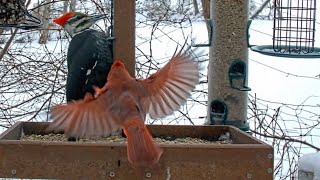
[53,12,113,141]
[53,11,113,102]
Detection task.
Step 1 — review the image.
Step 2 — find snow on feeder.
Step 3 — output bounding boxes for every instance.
[250,0,320,58]
[0,0,41,30]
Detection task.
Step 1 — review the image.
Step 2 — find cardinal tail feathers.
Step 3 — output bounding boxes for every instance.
[122,119,163,167]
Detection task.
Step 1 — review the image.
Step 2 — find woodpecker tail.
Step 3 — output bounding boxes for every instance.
[122,119,163,171]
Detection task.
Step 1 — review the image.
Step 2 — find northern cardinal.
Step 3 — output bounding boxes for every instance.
[47,47,200,173]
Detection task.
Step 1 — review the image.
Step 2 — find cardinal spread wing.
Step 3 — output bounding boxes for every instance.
[141,47,200,119]
[46,93,121,138]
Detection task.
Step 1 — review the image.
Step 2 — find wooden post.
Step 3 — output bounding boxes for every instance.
[206,0,249,131]
[113,0,136,77]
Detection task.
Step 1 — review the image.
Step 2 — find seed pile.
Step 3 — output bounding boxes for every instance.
[154,136,231,144]
[20,132,232,144]
[20,134,127,144]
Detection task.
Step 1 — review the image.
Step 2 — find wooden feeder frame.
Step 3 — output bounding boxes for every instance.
[0,122,273,180]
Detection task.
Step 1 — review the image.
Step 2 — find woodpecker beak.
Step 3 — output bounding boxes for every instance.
[89,14,106,23]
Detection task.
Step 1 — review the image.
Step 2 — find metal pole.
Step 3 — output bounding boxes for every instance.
[113,0,136,77]
[206,0,250,131]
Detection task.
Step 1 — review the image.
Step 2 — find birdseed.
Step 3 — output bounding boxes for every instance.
[20,132,233,144]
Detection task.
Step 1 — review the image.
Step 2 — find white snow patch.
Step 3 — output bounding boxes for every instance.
[299,152,320,180]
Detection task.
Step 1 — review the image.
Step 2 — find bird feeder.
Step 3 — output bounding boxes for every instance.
[0,0,41,29]
[0,121,273,179]
[207,0,250,131]
[250,0,320,58]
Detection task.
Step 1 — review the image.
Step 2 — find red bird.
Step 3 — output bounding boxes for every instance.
[47,47,200,172]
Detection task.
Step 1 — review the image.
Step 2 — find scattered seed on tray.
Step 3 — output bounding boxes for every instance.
[20,132,232,144]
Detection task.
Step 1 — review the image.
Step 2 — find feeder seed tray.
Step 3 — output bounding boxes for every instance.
[0,122,273,180]
[20,132,233,145]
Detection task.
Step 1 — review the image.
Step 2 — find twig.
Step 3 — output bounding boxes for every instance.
[251,130,320,151]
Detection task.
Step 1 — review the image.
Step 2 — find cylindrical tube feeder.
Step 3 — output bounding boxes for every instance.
[207,0,249,131]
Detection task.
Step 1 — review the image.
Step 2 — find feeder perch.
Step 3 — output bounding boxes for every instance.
[249,0,320,58]
[0,122,273,179]
[210,100,228,125]
[228,60,251,92]
[192,19,213,47]
[210,100,248,131]
[0,0,41,30]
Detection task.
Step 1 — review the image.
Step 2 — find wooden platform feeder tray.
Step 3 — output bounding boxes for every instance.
[0,122,273,179]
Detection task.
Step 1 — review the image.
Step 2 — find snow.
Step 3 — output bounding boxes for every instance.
[299,152,320,180]
[248,20,320,178]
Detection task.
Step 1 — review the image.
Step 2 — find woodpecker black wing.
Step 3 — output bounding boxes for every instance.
[84,30,113,94]
[66,29,113,102]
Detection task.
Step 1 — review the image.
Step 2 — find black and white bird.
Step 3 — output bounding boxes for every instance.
[54,11,113,102]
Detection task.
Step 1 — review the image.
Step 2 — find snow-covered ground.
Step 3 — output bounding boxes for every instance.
[248,20,320,178]
[299,152,320,180]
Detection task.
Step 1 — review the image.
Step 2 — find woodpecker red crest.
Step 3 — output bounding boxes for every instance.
[53,12,75,26]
